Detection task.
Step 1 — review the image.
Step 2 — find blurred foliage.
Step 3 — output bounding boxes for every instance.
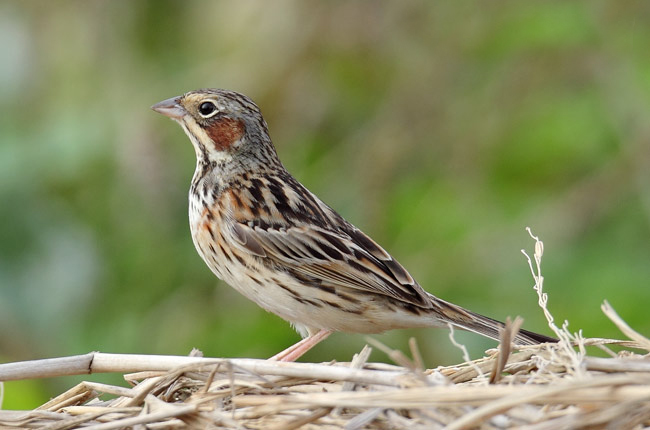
[1,0,650,408]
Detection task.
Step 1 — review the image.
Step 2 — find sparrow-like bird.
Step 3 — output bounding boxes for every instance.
[152,89,554,361]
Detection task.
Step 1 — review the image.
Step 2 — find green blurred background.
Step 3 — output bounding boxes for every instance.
[1,1,649,408]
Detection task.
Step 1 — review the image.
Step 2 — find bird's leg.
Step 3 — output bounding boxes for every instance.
[269,329,332,362]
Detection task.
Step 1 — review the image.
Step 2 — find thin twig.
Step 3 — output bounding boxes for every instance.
[601,300,650,351]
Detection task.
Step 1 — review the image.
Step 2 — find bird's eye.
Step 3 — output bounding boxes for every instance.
[198,101,217,117]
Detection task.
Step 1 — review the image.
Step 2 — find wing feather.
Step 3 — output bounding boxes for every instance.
[230,221,432,307]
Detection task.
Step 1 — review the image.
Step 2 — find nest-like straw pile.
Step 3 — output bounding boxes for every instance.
[1,234,649,429]
[1,332,649,429]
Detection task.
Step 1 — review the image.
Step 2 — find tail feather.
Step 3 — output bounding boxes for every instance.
[435,298,557,345]
[464,309,557,345]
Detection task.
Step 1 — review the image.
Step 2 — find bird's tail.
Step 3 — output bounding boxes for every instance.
[432,297,557,345]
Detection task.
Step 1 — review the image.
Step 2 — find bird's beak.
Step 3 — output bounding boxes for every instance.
[151,96,186,120]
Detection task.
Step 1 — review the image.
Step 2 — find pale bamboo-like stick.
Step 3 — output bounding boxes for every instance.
[0,352,411,387]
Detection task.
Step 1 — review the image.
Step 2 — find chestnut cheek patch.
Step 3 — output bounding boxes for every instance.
[206,118,245,151]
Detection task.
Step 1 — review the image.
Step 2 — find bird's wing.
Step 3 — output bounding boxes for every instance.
[230,221,434,308]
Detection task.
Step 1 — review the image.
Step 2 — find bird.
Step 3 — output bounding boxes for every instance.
[151,89,555,362]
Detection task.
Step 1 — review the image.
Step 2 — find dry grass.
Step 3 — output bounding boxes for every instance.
[1,231,649,429]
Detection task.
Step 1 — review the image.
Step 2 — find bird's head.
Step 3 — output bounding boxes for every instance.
[152,89,279,168]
